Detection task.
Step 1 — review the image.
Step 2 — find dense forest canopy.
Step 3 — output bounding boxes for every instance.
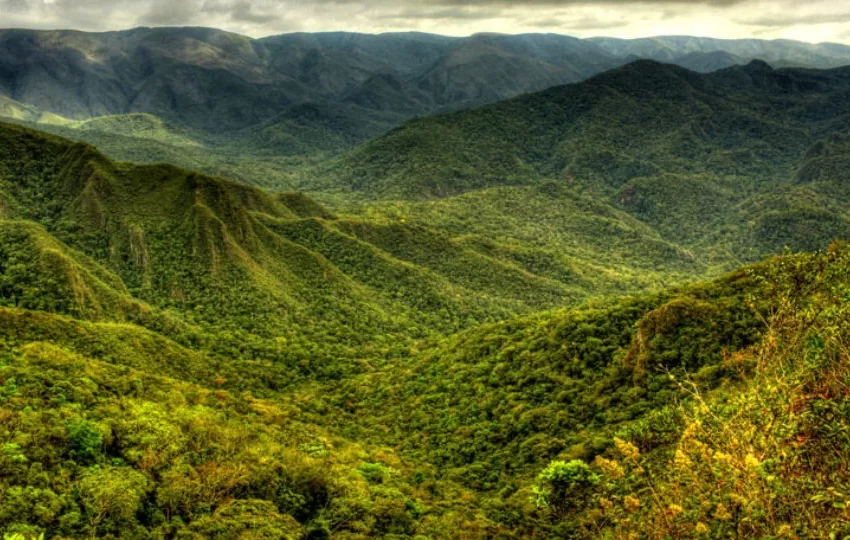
[1,34,850,537]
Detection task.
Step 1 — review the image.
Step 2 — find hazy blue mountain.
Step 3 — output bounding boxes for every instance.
[3,27,850,192]
[2,27,850,149]
[590,35,850,69]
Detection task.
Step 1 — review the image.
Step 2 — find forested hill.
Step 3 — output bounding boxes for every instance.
[320,59,850,198]
[0,117,754,537]
[0,120,710,372]
[1,92,850,536]
[313,60,850,276]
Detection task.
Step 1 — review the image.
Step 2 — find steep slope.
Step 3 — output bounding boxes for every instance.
[319,60,847,197]
[594,248,850,539]
[527,244,850,538]
[336,261,766,484]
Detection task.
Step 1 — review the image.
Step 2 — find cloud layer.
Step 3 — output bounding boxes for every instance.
[1,0,849,43]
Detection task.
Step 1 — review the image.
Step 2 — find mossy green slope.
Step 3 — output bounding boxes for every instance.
[316,60,833,198]
[335,262,765,487]
[1,120,715,349]
[318,61,850,282]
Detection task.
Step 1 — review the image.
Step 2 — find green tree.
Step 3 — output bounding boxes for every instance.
[66,420,102,465]
[532,460,600,518]
[78,466,147,537]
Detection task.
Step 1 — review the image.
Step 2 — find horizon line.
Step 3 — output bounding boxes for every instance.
[0,25,847,47]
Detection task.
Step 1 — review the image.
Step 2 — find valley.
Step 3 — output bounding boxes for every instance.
[1,25,850,539]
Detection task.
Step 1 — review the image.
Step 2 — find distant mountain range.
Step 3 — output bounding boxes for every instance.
[2,27,850,147]
[589,35,850,69]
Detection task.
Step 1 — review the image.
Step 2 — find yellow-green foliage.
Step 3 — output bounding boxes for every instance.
[3,118,850,537]
[0,221,133,319]
[333,261,764,508]
[0,342,502,538]
[77,114,202,148]
[2,120,719,376]
[541,244,850,538]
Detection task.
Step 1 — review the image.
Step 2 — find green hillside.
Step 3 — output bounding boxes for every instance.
[318,60,848,199]
[1,120,716,336]
[3,58,850,538]
[337,263,765,481]
[312,61,850,285]
[0,119,727,538]
[318,244,850,537]
[0,120,720,396]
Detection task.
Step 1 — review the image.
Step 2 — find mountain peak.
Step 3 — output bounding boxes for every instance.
[585,58,702,94]
[745,58,774,72]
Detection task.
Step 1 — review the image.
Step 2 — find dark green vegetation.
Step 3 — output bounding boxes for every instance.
[322,60,850,198]
[321,61,850,278]
[3,28,850,190]
[3,52,850,537]
[0,27,626,185]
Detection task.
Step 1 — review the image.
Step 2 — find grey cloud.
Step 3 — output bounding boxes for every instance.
[141,0,199,25]
[0,0,848,46]
[2,0,28,12]
[526,17,569,28]
[228,1,279,23]
[375,6,506,21]
[569,17,631,30]
[521,13,630,30]
[740,11,850,27]
[201,0,280,23]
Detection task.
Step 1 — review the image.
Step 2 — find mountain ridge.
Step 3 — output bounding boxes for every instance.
[2,26,850,180]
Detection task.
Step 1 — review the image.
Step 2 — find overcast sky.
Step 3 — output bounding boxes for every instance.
[2,0,849,44]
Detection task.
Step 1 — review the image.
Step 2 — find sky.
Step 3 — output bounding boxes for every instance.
[1,0,850,44]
